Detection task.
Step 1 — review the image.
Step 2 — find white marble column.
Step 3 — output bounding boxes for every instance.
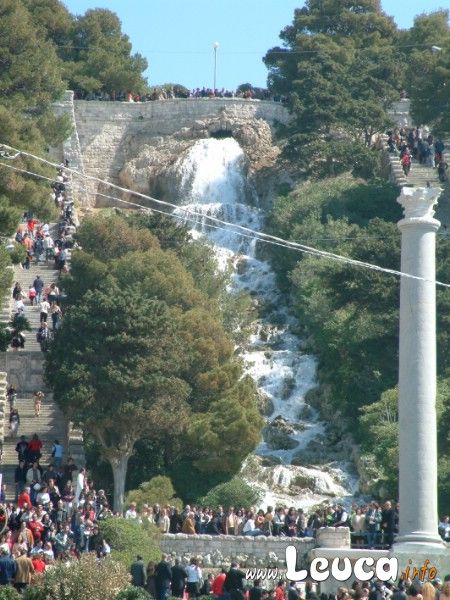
[395,186,444,548]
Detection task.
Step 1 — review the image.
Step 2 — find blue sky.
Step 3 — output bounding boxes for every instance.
[62,1,450,91]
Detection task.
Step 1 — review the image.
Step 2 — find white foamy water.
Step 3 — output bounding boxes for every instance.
[172,138,357,506]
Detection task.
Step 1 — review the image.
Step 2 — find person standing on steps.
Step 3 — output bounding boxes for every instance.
[37,321,50,352]
[47,283,59,305]
[33,391,44,417]
[39,297,50,324]
[9,409,20,438]
[50,302,62,331]
[15,460,27,501]
[28,285,36,306]
[15,436,28,463]
[43,234,54,262]
[7,384,17,412]
[33,275,44,304]
[51,440,64,468]
[12,282,22,301]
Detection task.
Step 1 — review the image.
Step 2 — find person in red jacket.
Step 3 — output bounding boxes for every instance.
[17,488,32,510]
[275,581,286,600]
[27,515,44,543]
[31,552,46,574]
[212,569,227,597]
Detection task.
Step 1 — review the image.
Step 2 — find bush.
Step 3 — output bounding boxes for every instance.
[7,242,27,265]
[116,587,151,600]
[99,516,161,569]
[125,476,182,511]
[22,554,130,600]
[201,476,262,508]
[0,586,20,600]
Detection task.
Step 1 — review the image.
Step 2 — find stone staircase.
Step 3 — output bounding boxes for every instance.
[2,392,67,497]
[388,153,441,189]
[9,260,60,352]
[0,236,70,499]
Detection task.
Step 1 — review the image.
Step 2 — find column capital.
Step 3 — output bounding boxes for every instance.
[397,186,442,222]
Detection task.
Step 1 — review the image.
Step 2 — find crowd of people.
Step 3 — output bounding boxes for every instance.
[9,161,78,353]
[122,500,450,549]
[130,554,450,600]
[73,86,285,102]
[0,442,114,590]
[386,127,448,181]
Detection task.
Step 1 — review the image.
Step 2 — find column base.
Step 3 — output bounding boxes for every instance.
[393,531,446,551]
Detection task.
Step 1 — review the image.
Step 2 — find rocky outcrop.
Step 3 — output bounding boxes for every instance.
[118,112,281,204]
[263,416,301,450]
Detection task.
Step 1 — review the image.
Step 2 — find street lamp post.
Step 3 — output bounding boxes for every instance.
[213,42,219,95]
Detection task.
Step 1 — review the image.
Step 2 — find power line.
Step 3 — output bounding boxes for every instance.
[0,144,449,290]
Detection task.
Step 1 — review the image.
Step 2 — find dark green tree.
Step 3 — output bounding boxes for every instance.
[45,283,188,512]
[67,9,148,97]
[404,11,450,135]
[46,213,262,510]
[263,0,401,176]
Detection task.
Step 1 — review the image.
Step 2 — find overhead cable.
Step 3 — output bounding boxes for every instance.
[0,145,449,290]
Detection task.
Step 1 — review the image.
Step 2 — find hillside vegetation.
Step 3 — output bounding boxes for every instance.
[265,1,450,510]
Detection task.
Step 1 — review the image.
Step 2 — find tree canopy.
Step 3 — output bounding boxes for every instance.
[404,11,450,135]
[263,0,401,176]
[267,174,450,510]
[45,212,262,511]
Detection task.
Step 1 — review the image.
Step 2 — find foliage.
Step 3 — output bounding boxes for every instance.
[403,11,450,135]
[267,172,450,509]
[7,242,27,266]
[23,554,130,600]
[201,476,262,508]
[126,476,182,510]
[64,8,148,97]
[45,213,262,509]
[116,588,151,600]
[359,381,450,505]
[0,586,20,600]
[263,0,401,176]
[99,517,161,569]
[0,0,63,227]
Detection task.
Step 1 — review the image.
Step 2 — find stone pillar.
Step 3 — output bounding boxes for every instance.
[395,186,444,549]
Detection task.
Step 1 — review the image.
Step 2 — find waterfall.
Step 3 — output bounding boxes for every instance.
[173,138,358,507]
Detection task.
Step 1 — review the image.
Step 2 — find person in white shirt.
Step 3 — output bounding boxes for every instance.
[158,508,170,533]
[43,235,54,262]
[40,299,50,323]
[125,503,141,522]
[76,468,85,505]
[186,557,202,597]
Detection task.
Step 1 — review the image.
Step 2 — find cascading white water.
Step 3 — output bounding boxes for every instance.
[173,138,358,507]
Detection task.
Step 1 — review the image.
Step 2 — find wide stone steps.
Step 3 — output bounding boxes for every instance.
[9,261,60,352]
[389,154,441,189]
[1,223,70,499]
[2,393,66,498]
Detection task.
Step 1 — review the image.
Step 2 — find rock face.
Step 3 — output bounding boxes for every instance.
[118,112,281,205]
[263,416,300,450]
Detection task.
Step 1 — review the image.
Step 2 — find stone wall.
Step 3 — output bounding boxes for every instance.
[0,352,45,393]
[53,91,89,208]
[159,528,350,568]
[160,533,315,568]
[72,97,289,205]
